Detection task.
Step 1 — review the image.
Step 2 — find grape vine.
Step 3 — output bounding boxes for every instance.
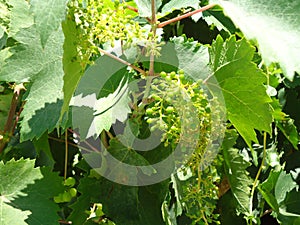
[0,0,300,225]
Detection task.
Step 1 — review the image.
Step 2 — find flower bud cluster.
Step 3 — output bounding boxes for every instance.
[68,0,146,62]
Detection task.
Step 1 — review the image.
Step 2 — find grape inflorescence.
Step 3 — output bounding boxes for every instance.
[145,70,211,149]
[68,0,146,62]
[144,69,222,224]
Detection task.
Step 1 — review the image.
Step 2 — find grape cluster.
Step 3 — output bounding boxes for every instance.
[54,177,77,203]
[145,70,211,149]
[68,0,146,61]
[144,70,224,224]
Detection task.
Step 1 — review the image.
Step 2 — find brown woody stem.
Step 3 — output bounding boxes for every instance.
[98,47,146,75]
[0,84,25,153]
[157,4,217,28]
[126,5,138,13]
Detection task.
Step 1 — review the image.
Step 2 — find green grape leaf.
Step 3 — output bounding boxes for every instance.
[218,192,246,225]
[0,158,40,225]
[134,0,162,17]
[0,29,7,49]
[72,78,131,139]
[68,177,101,225]
[29,0,68,47]
[258,170,300,224]
[276,118,299,150]
[275,170,298,204]
[0,1,10,29]
[223,147,252,214]
[258,170,280,212]
[0,0,66,141]
[0,91,13,130]
[33,132,55,168]
[103,138,155,179]
[60,18,84,120]
[160,0,199,17]
[0,158,42,201]
[172,36,210,80]
[68,176,141,225]
[7,0,34,37]
[71,53,134,139]
[138,182,169,225]
[202,5,237,34]
[208,35,273,146]
[211,0,300,81]
[0,205,30,225]
[281,190,300,220]
[0,158,64,225]
[12,167,64,225]
[98,179,140,225]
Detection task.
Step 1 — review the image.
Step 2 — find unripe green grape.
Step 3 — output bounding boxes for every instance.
[178,69,184,75]
[151,94,161,101]
[54,194,63,203]
[64,177,76,187]
[146,108,154,115]
[170,126,177,132]
[165,106,174,113]
[147,118,155,124]
[69,188,77,197]
[165,76,172,81]
[62,191,72,202]
[179,74,185,80]
[160,71,167,78]
[170,71,176,79]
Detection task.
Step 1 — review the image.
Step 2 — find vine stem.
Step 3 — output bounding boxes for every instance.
[0,84,25,153]
[148,0,157,76]
[64,129,68,180]
[126,5,138,13]
[157,4,217,28]
[97,47,146,75]
[249,132,267,221]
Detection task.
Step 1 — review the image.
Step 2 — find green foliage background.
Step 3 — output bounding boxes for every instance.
[0,0,300,225]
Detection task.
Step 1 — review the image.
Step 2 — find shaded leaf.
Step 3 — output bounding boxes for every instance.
[259,170,300,224]
[218,191,246,225]
[68,176,140,225]
[13,167,64,225]
[33,132,54,168]
[276,118,299,150]
[0,158,64,225]
[160,0,199,17]
[258,170,281,212]
[68,176,102,225]
[202,5,237,34]
[71,78,131,139]
[223,147,252,214]
[138,182,169,225]
[275,170,297,204]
